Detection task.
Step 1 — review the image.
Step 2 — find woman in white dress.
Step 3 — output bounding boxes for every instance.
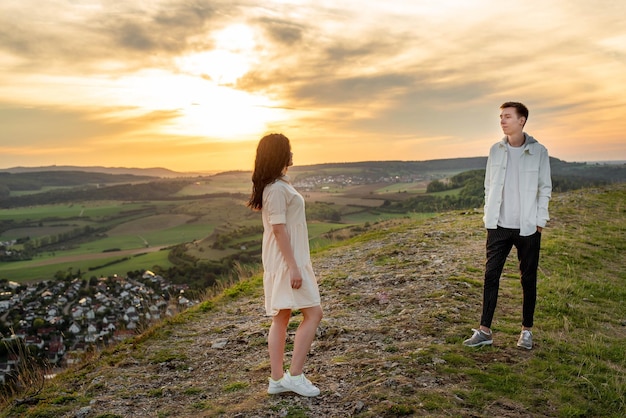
[247,133,323,397]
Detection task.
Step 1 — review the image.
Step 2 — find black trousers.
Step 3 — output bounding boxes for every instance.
[480,226,542,329]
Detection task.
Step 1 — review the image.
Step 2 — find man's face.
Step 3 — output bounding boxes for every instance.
[500,107,525,136]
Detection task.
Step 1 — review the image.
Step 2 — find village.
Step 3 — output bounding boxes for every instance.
[0,271,194,385]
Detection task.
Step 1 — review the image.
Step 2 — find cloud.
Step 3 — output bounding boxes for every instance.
[104,1,217,53]
[0,0,222,73]
[256,17,303,45]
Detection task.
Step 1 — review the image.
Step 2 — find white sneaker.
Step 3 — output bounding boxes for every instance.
[280,371,320,397]
[517,330,533,350]
[463,328,493,347]
[267,376,289,394]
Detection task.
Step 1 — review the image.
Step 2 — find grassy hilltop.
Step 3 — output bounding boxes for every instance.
[1,183,624,417]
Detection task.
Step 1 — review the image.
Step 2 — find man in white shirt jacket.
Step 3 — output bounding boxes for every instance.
[464,102,552,350]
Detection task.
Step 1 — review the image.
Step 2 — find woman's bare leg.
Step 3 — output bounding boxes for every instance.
[289,305,323,376]
[268,309,291,380]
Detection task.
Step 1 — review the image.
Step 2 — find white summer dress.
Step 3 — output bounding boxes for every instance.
[261,177,321,316]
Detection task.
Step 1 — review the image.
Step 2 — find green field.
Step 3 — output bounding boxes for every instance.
[174,174,251,196]
[0,202,141,222]
[0,249,174,282]
[0,180,434,282]
[0,178,399,282]
[0,196,242,281]
[374,182,427,194]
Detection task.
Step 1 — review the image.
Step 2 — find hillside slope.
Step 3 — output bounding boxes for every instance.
[2,184,624,417]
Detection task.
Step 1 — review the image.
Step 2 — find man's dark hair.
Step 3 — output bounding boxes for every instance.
[500,101,529,123]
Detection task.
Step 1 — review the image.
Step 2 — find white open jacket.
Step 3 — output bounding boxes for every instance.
[483,133,552,236]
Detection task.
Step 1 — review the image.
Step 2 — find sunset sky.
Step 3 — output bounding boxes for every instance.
[1,0,625,173]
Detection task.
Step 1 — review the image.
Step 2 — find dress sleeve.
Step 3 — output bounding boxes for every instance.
[263,183,287,225]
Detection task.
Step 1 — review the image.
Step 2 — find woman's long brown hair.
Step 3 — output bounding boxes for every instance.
[247,133,291,210]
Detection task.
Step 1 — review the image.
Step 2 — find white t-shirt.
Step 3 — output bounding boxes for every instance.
[498,143,525,229]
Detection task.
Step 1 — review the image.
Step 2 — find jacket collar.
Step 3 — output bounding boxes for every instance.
[499,133,537,154]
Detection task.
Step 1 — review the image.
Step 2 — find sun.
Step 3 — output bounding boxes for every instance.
[174,86,282,139]
[163,24,285,139]
[177,24,256,85]
[91,24,286,140]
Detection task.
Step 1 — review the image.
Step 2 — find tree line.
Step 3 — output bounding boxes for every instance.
[385,167,622,214]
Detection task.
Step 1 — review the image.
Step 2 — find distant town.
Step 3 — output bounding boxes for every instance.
[0,271,194,385]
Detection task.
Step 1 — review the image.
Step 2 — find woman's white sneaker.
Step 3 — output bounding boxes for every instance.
[280,371,320,397]
[267,375,289,394]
